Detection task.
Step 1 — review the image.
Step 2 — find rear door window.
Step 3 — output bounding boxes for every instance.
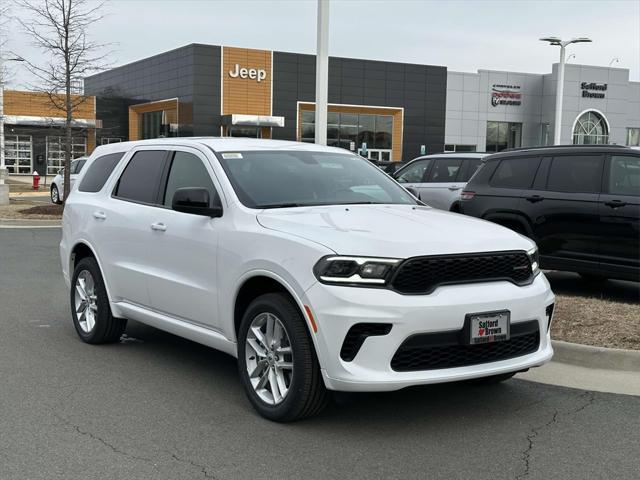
[426,158,463,183]
[547,155,604,193]
[114,150,168,204]
[395,159,432,183]
[78,152,125,193]
[490,157,541,189]
[608,155,640,196]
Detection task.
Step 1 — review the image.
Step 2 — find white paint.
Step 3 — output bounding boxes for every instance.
[228,63,267,82]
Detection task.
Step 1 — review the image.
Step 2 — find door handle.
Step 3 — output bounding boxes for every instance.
[150,222,167,232]
[448,185,462,191]
[525,195,544,203]
[93,211,106,220]
[604,200,627,208]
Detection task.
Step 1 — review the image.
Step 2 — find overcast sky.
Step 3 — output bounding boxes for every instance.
[5,0,640,89]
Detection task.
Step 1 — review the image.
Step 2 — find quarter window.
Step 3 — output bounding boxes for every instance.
[608,155,640,196]
[78,152,125,193]
[163,152,218,207]
[627,128,640,146]
[114,150,167,204]
[491,158,540,189]
[427,158,463,182]
[547,155,603,193]
[396,159,432,183]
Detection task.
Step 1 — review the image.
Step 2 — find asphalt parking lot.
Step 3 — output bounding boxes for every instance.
[1,227,639,480]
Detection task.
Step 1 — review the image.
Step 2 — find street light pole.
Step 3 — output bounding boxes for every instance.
[540,37,592,145]
[0,56,25,204]
[314,0,329,146]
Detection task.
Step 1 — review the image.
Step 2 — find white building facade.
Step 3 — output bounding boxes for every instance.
[445,63,640,152]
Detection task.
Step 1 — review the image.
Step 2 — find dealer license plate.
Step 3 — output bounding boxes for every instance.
[469,311,510,345]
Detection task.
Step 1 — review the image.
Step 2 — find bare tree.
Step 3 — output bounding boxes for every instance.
[17,0,110,200]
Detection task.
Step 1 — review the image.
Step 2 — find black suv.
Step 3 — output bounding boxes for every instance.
[460,145,639,282]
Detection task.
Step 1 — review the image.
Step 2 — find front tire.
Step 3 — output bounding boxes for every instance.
[237,293,327,422]
[70,257,126,344]
[51,184,62,204]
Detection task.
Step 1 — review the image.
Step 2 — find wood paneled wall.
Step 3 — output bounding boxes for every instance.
[4,90,95,119]
[222,47,271,116]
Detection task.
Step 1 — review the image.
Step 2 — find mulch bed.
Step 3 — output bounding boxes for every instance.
[552,294,640,350]
[19,204,64,216]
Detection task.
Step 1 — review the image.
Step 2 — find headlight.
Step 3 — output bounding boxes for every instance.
[313,256,401,286]
[527,247,540,276]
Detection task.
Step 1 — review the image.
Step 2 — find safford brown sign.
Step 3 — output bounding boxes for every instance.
[581,82,607,99]
[491,84,522,107]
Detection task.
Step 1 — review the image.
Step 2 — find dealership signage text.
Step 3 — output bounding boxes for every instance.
[229,64,267,82]
[581,82,607,99]
[491,84,522,107]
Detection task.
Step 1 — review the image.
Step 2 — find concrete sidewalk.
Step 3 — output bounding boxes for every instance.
[520,361,640,396]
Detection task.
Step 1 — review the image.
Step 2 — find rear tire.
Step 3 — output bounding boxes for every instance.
[70,257,126,344]
[237,293,328,422]
[51,184,62,205]
[469,372,517,385]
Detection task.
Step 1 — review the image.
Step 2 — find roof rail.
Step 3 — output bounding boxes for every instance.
[500,144,628,153]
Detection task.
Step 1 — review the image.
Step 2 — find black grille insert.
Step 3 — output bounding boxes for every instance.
[390,251,533,294]
[391,320,540,371]
[340,323,392,361]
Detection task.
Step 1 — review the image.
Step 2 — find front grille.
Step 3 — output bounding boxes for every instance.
[391,320,540,372]
[390,251,533,294]
[340,323,392,361]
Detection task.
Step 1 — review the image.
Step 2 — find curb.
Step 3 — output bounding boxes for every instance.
[552,340,640,372]
[0,218,62,228]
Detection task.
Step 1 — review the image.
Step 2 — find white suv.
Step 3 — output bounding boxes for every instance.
[60,138,554,421]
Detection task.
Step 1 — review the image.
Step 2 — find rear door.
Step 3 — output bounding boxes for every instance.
[394,158,433,199]
[526,153,604,272]
[598,153,640,278]
[417,157,464,210]
[98,148,170,308]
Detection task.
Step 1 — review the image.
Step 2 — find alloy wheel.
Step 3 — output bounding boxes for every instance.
[245,312,294,405]
[74,270,98,333]
[51,186,59,204]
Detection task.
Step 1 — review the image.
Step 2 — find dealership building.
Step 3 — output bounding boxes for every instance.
[4,43,640,175]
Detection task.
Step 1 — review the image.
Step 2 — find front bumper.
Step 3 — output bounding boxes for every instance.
[304,274,554,392]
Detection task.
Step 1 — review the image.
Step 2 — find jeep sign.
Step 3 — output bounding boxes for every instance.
[229,64,267,82]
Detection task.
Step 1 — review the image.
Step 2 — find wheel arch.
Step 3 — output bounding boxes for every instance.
[233,271,314,343]
[482,211,534,239]
[69,240,114,304]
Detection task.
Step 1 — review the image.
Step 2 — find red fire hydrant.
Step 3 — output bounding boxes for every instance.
[32,171,40,190]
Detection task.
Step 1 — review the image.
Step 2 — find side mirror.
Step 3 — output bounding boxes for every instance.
[172,187,222,218]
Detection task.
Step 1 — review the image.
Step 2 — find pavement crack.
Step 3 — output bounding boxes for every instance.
[72,424,153,463]
[171,453,217,479]
[515,390,597,479]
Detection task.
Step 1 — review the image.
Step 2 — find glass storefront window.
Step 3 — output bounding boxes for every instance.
[46,136,87,175]
[444,144,477,152]
[300,110,394,154]
[626,128,640,146]
[486,121,522,152]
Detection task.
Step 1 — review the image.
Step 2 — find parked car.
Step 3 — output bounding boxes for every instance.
[392,153,488,210]
[460,145,640,282]
[50,157,88,204]
[60,138,554,421]
[369,159,407,175]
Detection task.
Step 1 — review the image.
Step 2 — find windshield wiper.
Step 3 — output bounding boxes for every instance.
[258,203,305,209]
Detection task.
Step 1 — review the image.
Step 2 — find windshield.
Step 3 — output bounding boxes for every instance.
[215,150,417,209]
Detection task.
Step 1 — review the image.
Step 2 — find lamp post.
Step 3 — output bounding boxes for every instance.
[540,37,592,145]
[0,55,25,204]
[314,0,329,146]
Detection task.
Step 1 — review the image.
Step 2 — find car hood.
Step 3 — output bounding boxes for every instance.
[256,204,534,257]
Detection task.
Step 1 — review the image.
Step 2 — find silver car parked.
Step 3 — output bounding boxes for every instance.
[393,153,488,211]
